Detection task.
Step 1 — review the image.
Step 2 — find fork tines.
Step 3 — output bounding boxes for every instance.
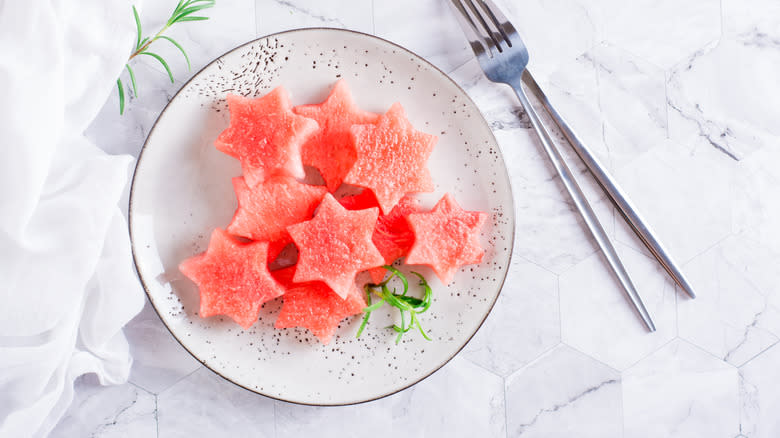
[451,0,515,57]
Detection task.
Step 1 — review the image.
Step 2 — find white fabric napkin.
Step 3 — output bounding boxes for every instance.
[0,1,145,436]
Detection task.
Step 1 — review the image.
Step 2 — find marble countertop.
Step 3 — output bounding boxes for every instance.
[52,0,780,437]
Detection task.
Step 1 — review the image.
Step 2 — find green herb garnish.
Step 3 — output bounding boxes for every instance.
[357,266,433,344]
[116,0,215,114]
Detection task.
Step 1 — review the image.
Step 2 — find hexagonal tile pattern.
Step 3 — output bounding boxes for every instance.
[667,39,780,161]
[374,0,471,74]
[622,339,740,437]
[275,357,505,437]
[678,236,780,366]
[52,2,780,436]
[505,345,622,438]
[595,0,721,69]
[256,0,373,36]
[51,376,156,438]
[124,301,202,394]
[560,242,677,370]
[614,139,734,263]
[591,43,668,169]
[157,368,275,437]
[740,343,780,438]
[462,254,560,376]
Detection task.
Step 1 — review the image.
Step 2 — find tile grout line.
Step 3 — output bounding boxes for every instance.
[560,340,623,375]
[737,339,780,369]
[461,355,509,380]
[155,366,203,397]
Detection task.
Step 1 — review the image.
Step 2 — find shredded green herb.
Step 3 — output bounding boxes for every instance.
[357,266,433,344]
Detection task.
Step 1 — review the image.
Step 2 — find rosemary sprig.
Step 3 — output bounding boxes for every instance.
[117,1,215,114]
[357,266,433,344]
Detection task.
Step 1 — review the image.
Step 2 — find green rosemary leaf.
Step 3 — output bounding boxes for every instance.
[132,5,142,50]
[170,3,214,24]
[125,64,138,97]
[140,51,174,83]
[117,1,212,114]
[117,78,125,115]
[176,16,209,22]
[159,36,191,70]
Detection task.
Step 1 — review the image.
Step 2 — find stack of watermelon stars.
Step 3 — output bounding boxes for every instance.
[179,81,487,345]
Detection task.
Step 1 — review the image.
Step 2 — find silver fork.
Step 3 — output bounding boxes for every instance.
[448,0,678,331]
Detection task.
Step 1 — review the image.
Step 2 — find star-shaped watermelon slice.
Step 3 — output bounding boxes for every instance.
[340,190,420,283]
[227,175,327,243]
[272,266,366,345]
[293,80,379,192]
[179,229,285,329]
[287,193,384,299]
[344,102,436,214]
[215,87,318,187]
[405,193,487,285]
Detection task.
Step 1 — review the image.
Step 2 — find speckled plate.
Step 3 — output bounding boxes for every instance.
[129,28,514,405]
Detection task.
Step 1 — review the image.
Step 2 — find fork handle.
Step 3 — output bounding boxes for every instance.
[511,81,656,332]
[521,71,696,300]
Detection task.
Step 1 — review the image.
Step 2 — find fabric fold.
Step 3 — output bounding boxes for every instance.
[0,0,146,436]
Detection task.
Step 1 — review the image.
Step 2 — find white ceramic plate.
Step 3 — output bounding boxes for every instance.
[130,28,514,405]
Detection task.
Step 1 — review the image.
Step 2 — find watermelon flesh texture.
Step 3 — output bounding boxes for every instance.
[340,190,420,283]
[405,193,487,285]
[179,228,285,329]
[227,175,327,242]
[215,87,318,187]
[294,80,379,192]
[344,102,436,214]
[272,266,365,345]
[287,193,384,299]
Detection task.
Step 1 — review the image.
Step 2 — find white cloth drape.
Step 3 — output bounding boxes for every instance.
[0,1,145,436]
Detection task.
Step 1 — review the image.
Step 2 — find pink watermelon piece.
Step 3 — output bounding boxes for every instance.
[405,193,487,285]
[215,87,318,187]
[293,80,379,192]
[179,229,285,329]
[272,266,366,345]
[344,102,436,214]
[227,175,327,242]
[340,190,420,283]
[287,193,384,299]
